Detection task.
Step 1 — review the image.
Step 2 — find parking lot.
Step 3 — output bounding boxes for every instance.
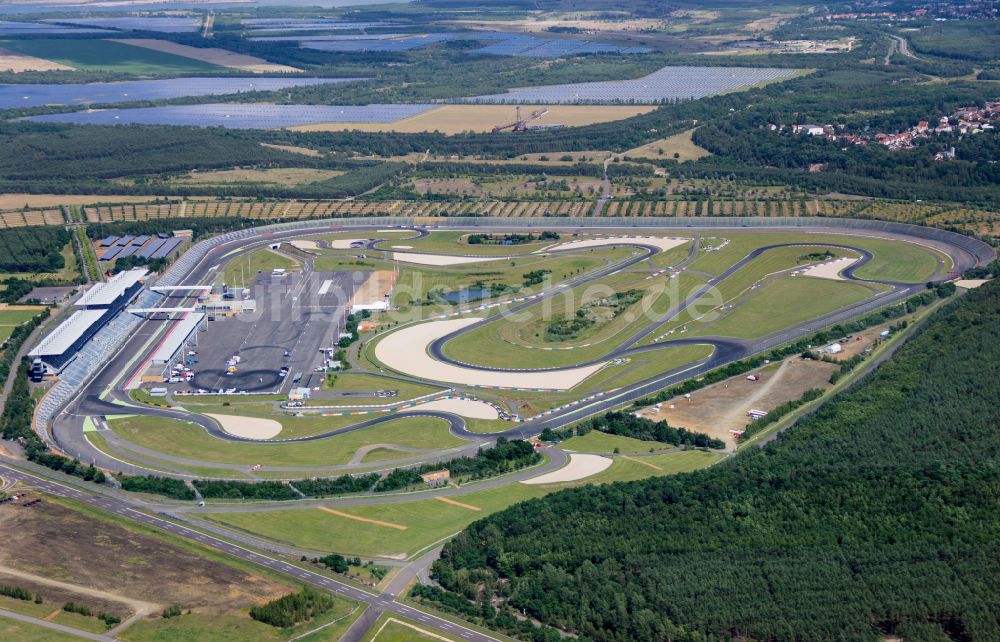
[176,268,355,394]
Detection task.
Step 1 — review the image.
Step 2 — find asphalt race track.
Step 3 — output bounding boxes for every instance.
[49,220,991,478]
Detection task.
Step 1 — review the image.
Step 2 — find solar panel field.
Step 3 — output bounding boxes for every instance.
[45,16,202,33]
[455,65,800,104]
[0,77,352,109]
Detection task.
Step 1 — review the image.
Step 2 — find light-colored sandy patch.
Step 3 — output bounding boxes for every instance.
[0,304,46,311]
[317,506,407,530]
[289,104,656,135]
[523,453,612,484]
[0,563,159,618]
[290,239,320,251]
[801,257,859,281]
[954,279,989,289]
[392,252,507,266]
[206,414,282,440]
[329,238,369,249]
[0,48,74,73]
[374,317,606,390]
[260,142,324,157]
[391,245,413,249]
[351,270,396,308]
[639,357,837,447]
[435,496,481,511]
[544,235,690,254]
[112,38,301,73]
[416,398,499,420]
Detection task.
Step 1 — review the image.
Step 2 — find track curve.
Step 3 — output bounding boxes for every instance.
[47,220,992,479]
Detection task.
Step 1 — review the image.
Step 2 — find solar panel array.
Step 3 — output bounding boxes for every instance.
[0,77,353,109]
[31,103,438,129]
[274,30,649,57]
[454,65,800,104]
[242,18,395,32]
[151,237,183,259]
[44,16,202,33]
[0,20,108,34]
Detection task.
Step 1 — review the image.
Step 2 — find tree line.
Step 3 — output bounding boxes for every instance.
[423,280,1000,642]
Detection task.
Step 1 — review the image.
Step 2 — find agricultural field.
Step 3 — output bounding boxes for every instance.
[290,104,656,134]
[111,39,301,73]
[152,168,344,189]
[0,39,224,75]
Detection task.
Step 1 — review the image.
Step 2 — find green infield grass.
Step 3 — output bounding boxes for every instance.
[559,430,672,453]
[320,373,445,403]
[689,231,945,283]
[107,415,465,468]
[691,276,879,339]
[217,248,299,286]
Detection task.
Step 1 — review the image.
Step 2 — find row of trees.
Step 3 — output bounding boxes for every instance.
[541,411,725,450]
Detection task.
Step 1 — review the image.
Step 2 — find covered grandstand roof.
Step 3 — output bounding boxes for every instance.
[75,268,148,307]
[28,309,106,358]
[151,312,205,364]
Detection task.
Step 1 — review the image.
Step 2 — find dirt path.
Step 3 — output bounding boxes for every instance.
[619,455,662,471]
[717,360,790,430]
[0,563,160,616]
[435,496,481,511]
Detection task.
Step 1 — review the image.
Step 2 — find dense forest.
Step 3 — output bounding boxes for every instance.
[425,282,1000,642]
[0,227,71,273]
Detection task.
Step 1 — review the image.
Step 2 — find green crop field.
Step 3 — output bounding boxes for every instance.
[107,415,466,468]
[0,39,223,75]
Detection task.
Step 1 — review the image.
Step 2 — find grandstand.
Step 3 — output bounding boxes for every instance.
[28,269,148,372]
[75,268,147,309]
[28,310,108,371]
